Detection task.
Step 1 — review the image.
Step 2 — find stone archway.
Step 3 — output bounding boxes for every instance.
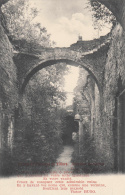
[20,58,101,96]
[13,33,109,98]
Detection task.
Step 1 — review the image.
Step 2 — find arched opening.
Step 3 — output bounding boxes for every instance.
[12,61,101,175]
[20,59,101,96]
[19,60,101,153]
[19,59,101,148]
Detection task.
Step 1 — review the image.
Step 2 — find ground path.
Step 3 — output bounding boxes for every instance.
[50,145,74,174]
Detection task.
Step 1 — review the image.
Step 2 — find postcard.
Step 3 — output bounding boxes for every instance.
[0,0,125,194]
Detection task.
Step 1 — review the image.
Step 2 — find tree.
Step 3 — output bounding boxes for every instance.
[12,63,69,175]
[88,0,116,30]
[2,0,54,47]
[0,0,9,6]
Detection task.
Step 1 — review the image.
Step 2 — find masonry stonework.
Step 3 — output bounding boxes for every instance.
[93,24,125,172]
[0,18,18,159]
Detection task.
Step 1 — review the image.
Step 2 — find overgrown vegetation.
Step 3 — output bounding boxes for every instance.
[88,0,116,30]
[1,0,70,176]
[1,64,69,176]
[72,68,107,174]
[2,0,55,47]
[72,131,107,174]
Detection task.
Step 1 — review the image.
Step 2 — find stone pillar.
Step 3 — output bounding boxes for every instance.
[90,98,95,137]
[7,115,14,153]
[78,118,84,155]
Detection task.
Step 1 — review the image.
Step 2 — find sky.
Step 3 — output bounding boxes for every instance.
[30,0,111,47]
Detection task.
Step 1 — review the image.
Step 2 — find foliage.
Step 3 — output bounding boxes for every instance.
[2,0,55,47]
[1,0,70,176]
[10,64,69,176]
[88,0,116,30]
[72,131,107,174]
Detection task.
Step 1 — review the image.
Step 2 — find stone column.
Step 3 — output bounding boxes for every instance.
[78,118,84,155]
[7,115,14,153]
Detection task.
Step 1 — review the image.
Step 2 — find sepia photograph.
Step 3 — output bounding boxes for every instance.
[0,0,125,194]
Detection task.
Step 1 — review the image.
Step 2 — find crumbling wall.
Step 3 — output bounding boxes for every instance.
[0,15,18,155]
[93,24,125,172]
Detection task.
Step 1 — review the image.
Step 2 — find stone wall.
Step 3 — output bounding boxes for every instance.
[70,33,110,52]
[103,24,125,171]
[93,24,125,172]
[0,16,18,157]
